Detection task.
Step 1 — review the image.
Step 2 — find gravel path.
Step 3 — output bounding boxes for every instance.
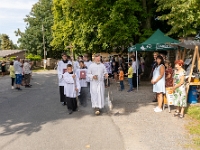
[108,79,193,150]
[0,70,193,150]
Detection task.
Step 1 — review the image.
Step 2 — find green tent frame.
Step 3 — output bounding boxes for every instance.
[128,29,179,52]
[128,29,179,91]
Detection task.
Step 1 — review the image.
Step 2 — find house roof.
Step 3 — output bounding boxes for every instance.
[0,50,26,57]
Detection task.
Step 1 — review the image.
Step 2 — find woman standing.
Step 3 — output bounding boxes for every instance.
[9,61,15,89]
[173,60,186,118]
[1,61,6,76]
[151,55,165,112]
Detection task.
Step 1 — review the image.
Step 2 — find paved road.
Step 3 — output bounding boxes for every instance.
[0,70,192,150]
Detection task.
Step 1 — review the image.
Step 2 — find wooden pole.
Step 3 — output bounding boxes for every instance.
[179,50,182,60]
[42,24,46,69]
[186,48,197,95]
[182,48,186,60]
[196,46,199,71]
[175,48,180,60]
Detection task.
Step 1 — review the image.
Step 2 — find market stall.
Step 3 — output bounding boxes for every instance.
[128,29,179,91]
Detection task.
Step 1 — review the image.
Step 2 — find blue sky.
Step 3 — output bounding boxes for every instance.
[0,0,38,44]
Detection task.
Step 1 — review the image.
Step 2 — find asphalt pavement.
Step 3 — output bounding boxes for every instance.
[0,70,193,150]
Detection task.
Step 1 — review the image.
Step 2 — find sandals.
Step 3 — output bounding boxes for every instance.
[179,114,184,118]
[174,112,180,117]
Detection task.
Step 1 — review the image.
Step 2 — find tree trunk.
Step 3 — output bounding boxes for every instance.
[142,0,151,29]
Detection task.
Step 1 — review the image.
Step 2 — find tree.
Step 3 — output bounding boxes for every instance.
[16,0,59,58]
[155,0,200,37]
[52,0,149,54]
[0,34,13,50]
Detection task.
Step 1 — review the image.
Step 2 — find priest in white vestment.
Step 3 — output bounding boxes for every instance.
[87,53,108,115]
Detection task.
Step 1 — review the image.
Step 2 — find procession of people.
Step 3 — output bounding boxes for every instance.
[57,51,187,118]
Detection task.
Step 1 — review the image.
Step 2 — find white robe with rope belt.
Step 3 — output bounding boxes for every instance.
[87,62,107,109]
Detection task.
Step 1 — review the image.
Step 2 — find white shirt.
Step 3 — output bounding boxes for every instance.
[63,72,81,98]
[57,60,72,86]
[84,61,92,69]
[23,62,31,74]
[76,68,88,87]
[132,61,137,73]
[14,61,23,74]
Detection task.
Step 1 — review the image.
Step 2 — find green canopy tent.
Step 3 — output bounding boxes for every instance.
[128,29,179,52]
[128,29,179,91]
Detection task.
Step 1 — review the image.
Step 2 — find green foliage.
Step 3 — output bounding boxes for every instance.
[26,53,42,61]
[16,0,60,58]
[0,34,17,50]
[9,57,16,61]
[155,0,200,36]
[186,106,200,149]
[51,0,150,54]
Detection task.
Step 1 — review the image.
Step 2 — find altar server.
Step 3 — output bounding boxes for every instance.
[76,61,88,107]
[63,64,81,114]
[57,53,72,106]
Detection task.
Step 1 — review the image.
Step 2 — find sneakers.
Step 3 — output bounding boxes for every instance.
[11,86,14,89]
[154,107,162,112]
[127,90,133,92]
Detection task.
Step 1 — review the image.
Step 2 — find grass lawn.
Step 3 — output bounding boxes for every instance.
[185,105,200,149]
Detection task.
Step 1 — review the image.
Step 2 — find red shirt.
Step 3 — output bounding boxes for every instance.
[165,67,173,87]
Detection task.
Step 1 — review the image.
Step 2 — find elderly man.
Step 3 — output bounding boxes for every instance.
[87,53,108,115]
[23,60,32,88]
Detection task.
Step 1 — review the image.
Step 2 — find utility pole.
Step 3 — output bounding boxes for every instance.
[42,24,46,69]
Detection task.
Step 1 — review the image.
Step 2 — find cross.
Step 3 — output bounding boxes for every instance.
[66,43,74,57]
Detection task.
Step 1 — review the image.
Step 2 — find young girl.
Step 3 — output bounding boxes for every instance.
[118,67,124,91]
[9,61,15,89]
[63,64,81,114]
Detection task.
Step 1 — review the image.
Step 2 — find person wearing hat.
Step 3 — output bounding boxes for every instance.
[57,52,72,106]
[87,53,108,115]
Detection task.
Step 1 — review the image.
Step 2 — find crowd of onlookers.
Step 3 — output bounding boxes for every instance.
[0,57,32,90]
[101,54,145,92]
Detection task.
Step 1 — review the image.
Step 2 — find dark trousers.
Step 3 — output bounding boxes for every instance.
[59,86,66,102]
[79,86,89,106]
[24,74,30,85]
[132,73,137,88]
[66,97,77,111]
[11,78,15,86]
[119,81,124,90]
[104,78,110,87]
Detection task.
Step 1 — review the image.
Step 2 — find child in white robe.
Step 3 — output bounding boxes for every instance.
[63,64,81,114]
[76,61,88,107]
[57,53,72,106]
